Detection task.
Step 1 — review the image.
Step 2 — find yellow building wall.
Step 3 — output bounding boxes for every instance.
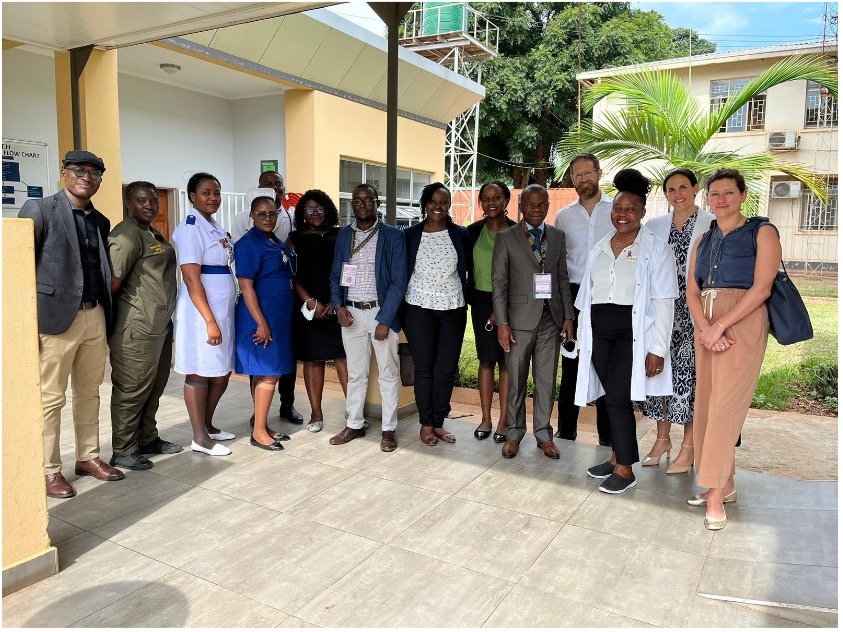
[2,219,57,595]
[286,90,445,414]
[285,89,445,197]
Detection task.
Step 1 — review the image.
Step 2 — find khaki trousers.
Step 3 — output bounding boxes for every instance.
[109,323,173,456]
[693,289,768,489]
[39,306,107,474]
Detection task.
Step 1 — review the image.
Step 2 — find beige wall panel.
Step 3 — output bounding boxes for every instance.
[180,30,216,47]
[262,20,331,76]
[337,46,386,97]
[301,32,367,87]
[2,219,53,582]
[206,18,284,61]
[400,75,446,112]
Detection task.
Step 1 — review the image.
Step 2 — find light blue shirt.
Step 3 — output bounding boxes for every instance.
[525,221,546,237]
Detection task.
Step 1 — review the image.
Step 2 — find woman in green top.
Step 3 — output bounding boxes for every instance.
[466,181,516,442]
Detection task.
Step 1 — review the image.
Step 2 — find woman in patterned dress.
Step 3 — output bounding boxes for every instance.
[641,169,715,473]
[402,183,472,446]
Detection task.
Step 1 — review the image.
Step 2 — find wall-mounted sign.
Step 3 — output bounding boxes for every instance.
[260,160,279,173]
[2,139,50,215]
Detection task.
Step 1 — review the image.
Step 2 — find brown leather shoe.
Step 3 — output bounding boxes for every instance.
[538,440,560,459]
[381,430,398,452]
[502,439,519,459]
[74,457,125,481]
[329,426,366,445]
[45,473,76,498]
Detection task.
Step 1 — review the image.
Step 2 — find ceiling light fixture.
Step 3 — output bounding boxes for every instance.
[159,63,181,75]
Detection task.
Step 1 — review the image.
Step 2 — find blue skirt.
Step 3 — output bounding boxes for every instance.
[234,277,294,376]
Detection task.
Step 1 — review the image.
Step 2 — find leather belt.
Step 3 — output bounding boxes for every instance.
[348,300,379,310]
[80,300,98,310]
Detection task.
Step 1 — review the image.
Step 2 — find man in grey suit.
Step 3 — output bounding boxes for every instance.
[19,150,124,499]
[492,184,574,459]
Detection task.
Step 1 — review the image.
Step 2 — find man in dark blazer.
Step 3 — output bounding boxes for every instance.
[492,184,575,459]
[19,150,124,499]
[329,183,407,453]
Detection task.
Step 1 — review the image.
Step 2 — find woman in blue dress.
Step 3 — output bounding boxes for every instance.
[234,196,296,450]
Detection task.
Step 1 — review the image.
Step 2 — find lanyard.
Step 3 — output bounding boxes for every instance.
[521,221,547,272]
[351,219,380,258]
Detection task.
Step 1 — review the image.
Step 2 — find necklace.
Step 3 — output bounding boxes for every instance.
[611,234,635,251]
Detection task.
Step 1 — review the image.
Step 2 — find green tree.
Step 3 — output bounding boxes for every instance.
[555,54,838,213]
[474,2,714,187]
[671,27,717,57]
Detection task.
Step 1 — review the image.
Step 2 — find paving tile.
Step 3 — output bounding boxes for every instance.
[47,515,84,545]
[457,461,597,523]
[289,473,448,543]
[70,569,288,628]
[1,533,170,628]
[739,602,839,627]
[47,469,191,530]
[698,557,838,610]
[276,615,319,627]
[182,513,382,613]
[391,497,561,582]
[686,596,813,627]
[149,440,274,486]
[483,583,652,627]
[295,546,513,627]
[520,525,705,627]
[568,487,714,556]
[362,446,496,494]
[511,438,617,477]
[200,454,352,510]
[732,470,839,510]
[280,429,394,472]
[707,506,837,566]
[91,487,279,568]
[631,462,703,501]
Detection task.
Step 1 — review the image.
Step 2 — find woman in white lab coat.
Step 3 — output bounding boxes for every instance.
[574,169,678,494]
[641,169,716,474]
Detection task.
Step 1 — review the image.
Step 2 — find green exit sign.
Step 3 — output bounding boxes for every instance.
[260,160,278,173]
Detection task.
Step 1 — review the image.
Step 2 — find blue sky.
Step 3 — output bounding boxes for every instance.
[328,2,836,53]
[633,2,835,51]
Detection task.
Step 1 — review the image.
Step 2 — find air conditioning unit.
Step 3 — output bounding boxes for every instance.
[766,130,798,150]
[771,181,802,199]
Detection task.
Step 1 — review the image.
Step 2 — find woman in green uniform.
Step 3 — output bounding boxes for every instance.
[107,181,182,470]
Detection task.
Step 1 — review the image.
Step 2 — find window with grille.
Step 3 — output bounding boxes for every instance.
[338,159,431,226]
[805,80,838,128]
[800,178,838,231]
[710,78,767,133]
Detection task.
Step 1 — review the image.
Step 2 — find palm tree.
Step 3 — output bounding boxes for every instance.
[555,54,838,213]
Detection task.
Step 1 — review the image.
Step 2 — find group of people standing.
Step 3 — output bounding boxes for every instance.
[25,150,780,531]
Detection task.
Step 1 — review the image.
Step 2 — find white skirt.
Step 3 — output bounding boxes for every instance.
[173,275,236,377]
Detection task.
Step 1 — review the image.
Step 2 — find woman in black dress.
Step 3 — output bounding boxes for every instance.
[288,190,348,433]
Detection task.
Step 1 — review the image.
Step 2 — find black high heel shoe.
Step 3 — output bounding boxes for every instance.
[251,415,289,441]
[493,432,506,443]
[250,434,284,451]
[474,422,492,440]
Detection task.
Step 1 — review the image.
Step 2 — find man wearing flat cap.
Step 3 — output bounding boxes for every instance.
[19,150,124,499]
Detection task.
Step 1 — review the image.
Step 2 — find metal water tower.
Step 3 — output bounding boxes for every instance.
[400,3,499,224]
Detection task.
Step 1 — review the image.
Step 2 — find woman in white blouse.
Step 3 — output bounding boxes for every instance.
[575,169,678,494]
[403,183,472,446]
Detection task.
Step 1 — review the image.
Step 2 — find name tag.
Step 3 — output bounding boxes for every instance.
[534,273,552,299]
[340,263,358,287]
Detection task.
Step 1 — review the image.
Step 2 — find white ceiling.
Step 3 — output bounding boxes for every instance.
[117,43,286,101]
[2,2,335,50]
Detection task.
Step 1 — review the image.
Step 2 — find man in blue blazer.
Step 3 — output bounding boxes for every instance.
[329,184,407,452]
[19,150,124,499]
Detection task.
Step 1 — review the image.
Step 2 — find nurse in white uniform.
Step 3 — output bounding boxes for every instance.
[172,172,237,456]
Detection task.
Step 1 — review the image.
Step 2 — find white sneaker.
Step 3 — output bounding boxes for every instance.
[208,431,235,441]
[191,441,232,456]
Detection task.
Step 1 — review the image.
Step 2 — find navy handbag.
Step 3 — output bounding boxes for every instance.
[766,265,813,345]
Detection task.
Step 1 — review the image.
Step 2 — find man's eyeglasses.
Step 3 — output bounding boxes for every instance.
[254,211,279,221]
[572,170,598,181]
[67,166,103,181]
[304,205,325,215]
[351,197,377,208]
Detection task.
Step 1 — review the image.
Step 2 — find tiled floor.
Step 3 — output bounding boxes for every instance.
[3,371,838,628]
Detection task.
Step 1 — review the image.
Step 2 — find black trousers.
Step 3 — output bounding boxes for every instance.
[277,371,295,407]
[590,304,638,466]
[557,283,611,443]
[403,303,467,428]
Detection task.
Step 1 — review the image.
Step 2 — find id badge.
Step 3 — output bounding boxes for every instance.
[534,273,552,299]
[340,263,358,287]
